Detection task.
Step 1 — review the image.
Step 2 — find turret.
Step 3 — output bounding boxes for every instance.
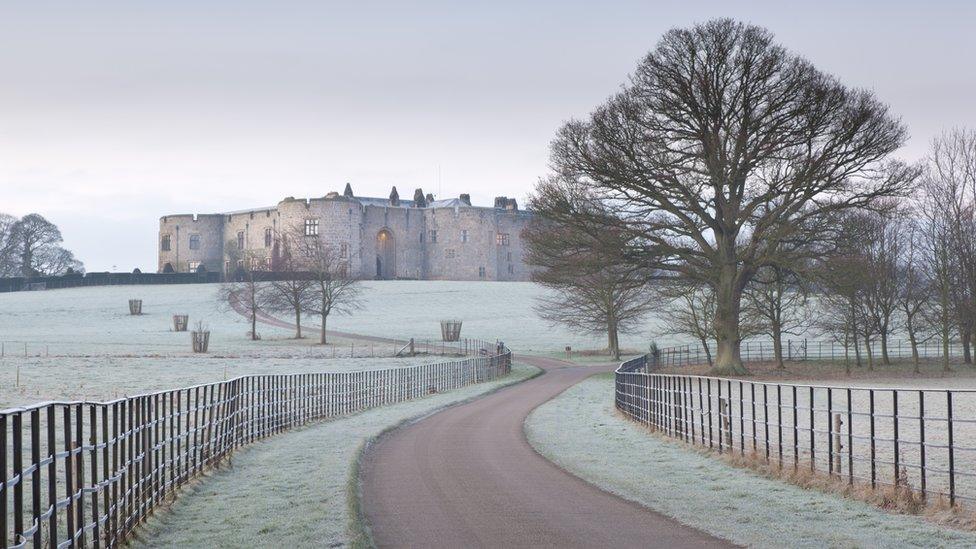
[459,194,471,206]
[343,182,354,198]
[389,186,400,206]
[413,188,427,207]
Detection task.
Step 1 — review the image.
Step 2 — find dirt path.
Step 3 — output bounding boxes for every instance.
[360,356,733,548]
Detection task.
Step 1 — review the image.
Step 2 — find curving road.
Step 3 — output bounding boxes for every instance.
[360,356,732,548]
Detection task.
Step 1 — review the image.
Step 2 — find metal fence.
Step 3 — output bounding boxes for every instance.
[0,338,511,548]
[655,338,969,368]
[615,353,976,508]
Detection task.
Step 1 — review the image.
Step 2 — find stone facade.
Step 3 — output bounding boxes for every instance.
[157,187,533,281]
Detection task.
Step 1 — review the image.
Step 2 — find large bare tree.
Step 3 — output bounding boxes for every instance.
[540,19,914,372]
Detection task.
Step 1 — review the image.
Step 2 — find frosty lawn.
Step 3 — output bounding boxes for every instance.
[525,374,976,548]
[0,281,680,354]
[130,362,539,548]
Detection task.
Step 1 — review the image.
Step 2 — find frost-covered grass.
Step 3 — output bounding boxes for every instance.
[0,281,679,353]
[130,362,540,548]
[0,355,436,409]
[525,373,976,548]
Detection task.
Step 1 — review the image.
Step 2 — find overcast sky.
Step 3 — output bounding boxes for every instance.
[1,1,974,271]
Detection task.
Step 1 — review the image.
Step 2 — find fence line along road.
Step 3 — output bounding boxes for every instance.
[615,346,976,509]
[654,338,971,368]
[0,338,511,548]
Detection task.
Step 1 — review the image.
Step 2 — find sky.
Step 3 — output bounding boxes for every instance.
[1,1,974,272]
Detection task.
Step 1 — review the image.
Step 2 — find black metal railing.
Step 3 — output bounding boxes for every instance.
[0,338,511,548]
[615,349,976,507]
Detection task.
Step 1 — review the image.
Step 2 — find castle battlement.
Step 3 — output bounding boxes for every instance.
[157,185,533,281]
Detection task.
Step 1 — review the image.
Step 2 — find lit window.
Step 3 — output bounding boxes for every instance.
[305,218,319,236]
[237,231,245,249]
[264,227,273,247]
[189,234,201,250]
[496,233,510,246]
[188,261,201,272]
[460,229,469,243]
[429,229,437,243]
[160,235,171,251]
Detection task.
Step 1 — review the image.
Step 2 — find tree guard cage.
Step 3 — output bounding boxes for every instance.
[173,314,189,332]
[440,320,462,342]
[192,322,210,353]
[128,299,143,315]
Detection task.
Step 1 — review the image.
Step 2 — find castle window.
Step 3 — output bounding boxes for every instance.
[496,233,510,246]
[445,249,456,259]
[420,231,425,243]
[188,261,201,272]
[508,264,514,275]
[429,229,437,243]
[189,234,201,250]
[160,235,171,251]
[304,218,319,236]
[340,243,349,258]
[265,257,272,270]
[237,231,245,250]
[478,266,486,278]
[237,259,245,269]
[507,251,512,262]
[460,229,469,243]
[224,260,230,273]
[264,227,273,247]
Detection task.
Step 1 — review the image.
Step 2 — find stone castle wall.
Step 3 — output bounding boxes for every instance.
[157,190,534,281]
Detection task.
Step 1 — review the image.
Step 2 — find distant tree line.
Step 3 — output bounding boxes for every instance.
[0,212,83,278]
[523,18,972,374]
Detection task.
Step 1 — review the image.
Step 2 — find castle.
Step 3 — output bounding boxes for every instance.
[157,184,533,281]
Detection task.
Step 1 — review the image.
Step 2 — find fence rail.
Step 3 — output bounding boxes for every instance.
[654,338,970,368]
[615,349,976,508]
[0,338,511,548]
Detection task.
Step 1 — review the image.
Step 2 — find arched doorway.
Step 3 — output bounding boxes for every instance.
[376,229,395,279]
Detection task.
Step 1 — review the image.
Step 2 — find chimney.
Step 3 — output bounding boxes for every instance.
[343,182,354,198]
[459,194,471,206]
[389,186,400,206]
[506,198,518,211]
[413,188,426,207]
[494,196,508,209]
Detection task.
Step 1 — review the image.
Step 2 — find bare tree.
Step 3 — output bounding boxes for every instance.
[744,265,812,369]
[524,208,655,360]
[218,272,270,341]
[0,213,17,276]
[860,207,903,365]
[539,19,914,373]
[913,130,976,371]
[287,230,363,345]
[5,213,83,277]
[895,216,935,373]
[817,252,872,374]
[657,282,718,367]
[266,232,315,339]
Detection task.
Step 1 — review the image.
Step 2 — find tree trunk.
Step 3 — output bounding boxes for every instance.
[772,324,784,370]
[962,325,973,365]
[712,271,746,374]
[700,338,713,368]
[607,322,620,360]
[295,307,302,339]
[907,327,920,374]
[880,332,891,366]
[251,308,258,341]
[864,336,874,371]
[320,311,328,345]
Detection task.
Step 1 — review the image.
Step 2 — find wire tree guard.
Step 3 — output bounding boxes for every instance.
[173,314,189,332]
[191,321,210,353]
[128,299,143,315]
[440,319,462,342]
